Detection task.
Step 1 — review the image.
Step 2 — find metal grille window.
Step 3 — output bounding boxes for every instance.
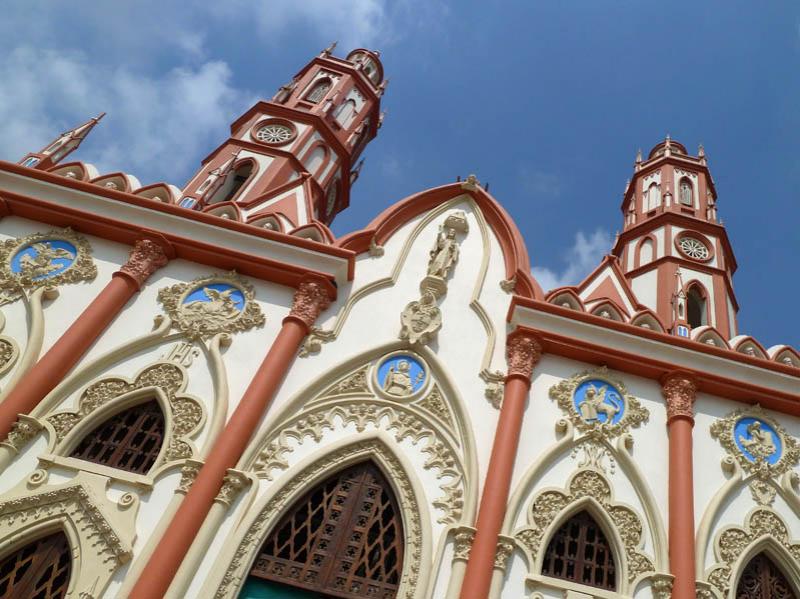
[306,79,332,103]
[541,510,616,591]
[0,531,72,599]
[249,462,404,598]
[736,553,797,599]
[70,399,165,475]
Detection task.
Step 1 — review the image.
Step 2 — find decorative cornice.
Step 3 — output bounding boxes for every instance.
[661,372,697,422]
[117,239,170,288]
[506,332,542,380]
[286,278,332,330]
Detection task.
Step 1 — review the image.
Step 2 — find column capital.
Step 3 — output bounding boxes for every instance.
[285,278,333,330]
[660,371,698,422]
[505,331,542,380]
[116,239,170,289]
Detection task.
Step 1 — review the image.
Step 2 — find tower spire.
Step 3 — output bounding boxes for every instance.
[20,112,105,170]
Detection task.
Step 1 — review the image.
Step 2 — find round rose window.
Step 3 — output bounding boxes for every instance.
[678,236,709,261]
[254,122,294,145]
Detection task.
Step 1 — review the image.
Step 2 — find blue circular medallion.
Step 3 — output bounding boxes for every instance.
[734,417,782,464]
[11,240,77,280]
[573,379,625,425]
[377,355,426,396]
[182,283,245,314]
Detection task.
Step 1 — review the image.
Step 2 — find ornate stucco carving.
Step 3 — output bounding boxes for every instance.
[515,469,656,587]
[1,415,43,454]
[549,366,648,440]
[661,372,697,421]
[45,362,204,467]
[214,440,424,599]
[452,526,475,561]
[215,470,251,507]
[287,278,332,329]
[0,228,97,303]
[177,459,204,494]
[399,290,442,346]
[417,384,455,430]
[506,333,542,379]
[117,239,169,287]
[494,534,516,571]
[703,508,800,597]
[481,369,506,409]
[158,271,265,340]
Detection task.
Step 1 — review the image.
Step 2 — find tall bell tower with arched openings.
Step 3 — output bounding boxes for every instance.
[178,44,387,235]
[612,137,739,339]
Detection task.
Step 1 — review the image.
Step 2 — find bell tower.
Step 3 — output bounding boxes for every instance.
[613,137,739,339]
[179,44,387,233]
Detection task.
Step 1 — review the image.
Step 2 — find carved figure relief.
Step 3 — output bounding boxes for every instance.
[427,227,459,278]
[550,367,648,439]
[376,353,427,397]
[0,228,96,303]
[158,271,265,339]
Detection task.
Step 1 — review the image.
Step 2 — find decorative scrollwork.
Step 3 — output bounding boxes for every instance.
[0,228,96,303]
[549,366,648,440]
[704,508,800,597]
[158,271,265,340]
[45,362,204,466]
[515,469,655,585]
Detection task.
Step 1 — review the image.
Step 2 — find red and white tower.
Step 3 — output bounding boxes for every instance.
[613,137,739,338]
[179,44,386,236]
[19,113,105,171]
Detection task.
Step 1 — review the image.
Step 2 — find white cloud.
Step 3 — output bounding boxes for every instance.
[532,229,613,292]
[0,46,254,185]
[518,167,562,198]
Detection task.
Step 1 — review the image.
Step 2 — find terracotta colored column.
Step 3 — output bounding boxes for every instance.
[661,372,698,599]
[460,331,542,599]
[128,279,332,599]
[0,239,169,440]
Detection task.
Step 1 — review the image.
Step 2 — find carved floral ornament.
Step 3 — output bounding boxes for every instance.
[515,469,657,589]
[44,362,204,468]
[0,228,96,303]
[710,405,800,481]
[700,508,800,599]
[660,372,697,421]
[549,367,649,439]
[118,238,169,287]
[158,271,265,340]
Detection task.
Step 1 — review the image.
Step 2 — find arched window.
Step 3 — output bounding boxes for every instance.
[638,238,654,266]
[686,285,707,329]
[305,78,332,104]
[335,100,358,129]
[210,161,255,204]
[243,461,404,598]
[679,178,693,206]
[304,145,327,177]
[736,553,797,599]
[70,399,165,475]
[541,511,616,591]
[645,183,660,211]
[0,531,72,599]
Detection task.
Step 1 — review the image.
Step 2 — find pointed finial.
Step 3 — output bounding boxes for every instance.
[93,112,106,123]
[698,143,705,157]
[461,174,480,191]
[635,148,642,163]
[378,110,387,128]
[322,41,337,57]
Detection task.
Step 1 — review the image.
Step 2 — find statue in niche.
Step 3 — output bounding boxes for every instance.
[383,360,422,396]
[739,421,777,460]
[679,179,693,206]
[578,384,620,422]
[427,228,459,279]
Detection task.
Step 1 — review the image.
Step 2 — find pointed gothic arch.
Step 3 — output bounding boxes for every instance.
[685,281,708,329]
[735,551,799,599]
[212,437,429,599]
[0,530,72,599]
[244,460,405,598]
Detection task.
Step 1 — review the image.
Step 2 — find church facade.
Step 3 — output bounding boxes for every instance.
[0,46,798,599]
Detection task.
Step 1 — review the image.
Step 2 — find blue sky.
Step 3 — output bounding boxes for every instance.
[0,1,798,348]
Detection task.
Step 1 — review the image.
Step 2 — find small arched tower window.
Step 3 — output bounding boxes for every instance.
[0,531,72,598]
[646,183,660,211]
[208,161,255,205]
[70,399,165,475]
[335,99,358,129]
[679,178,693,206]
[736,553,798,599]
[305,78,332,104]
[638,238,654,266]
[244,461,404,598]
[541,510,616,591]
[686,285,707,329]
